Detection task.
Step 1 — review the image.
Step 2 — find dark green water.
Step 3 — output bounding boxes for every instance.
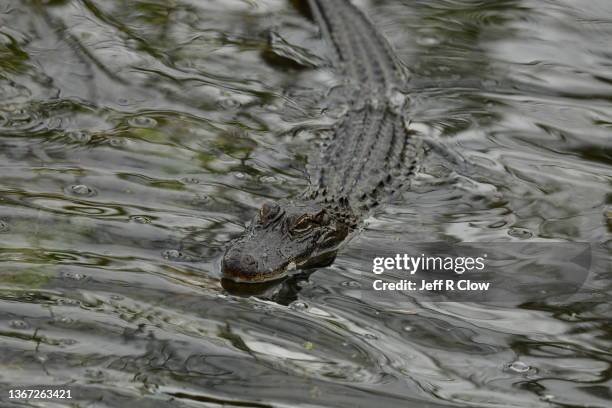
[0,0,611,407]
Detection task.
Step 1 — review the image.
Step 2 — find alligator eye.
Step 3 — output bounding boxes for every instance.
[291,215,315,233]
[319,230,340,249]
[258,202,280,223]
[313,209,329,225]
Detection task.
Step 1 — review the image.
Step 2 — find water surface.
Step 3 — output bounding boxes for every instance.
[0,0,611,407]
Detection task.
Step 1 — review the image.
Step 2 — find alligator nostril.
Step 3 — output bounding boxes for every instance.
[241,254,257,268]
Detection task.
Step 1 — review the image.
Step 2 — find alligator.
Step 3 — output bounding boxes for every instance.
[222,0,423,282]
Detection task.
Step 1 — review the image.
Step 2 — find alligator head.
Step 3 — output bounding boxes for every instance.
[222,199,353,282]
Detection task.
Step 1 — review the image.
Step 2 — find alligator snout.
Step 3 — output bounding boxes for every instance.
[222,243,289,282]
[222,247,260,281]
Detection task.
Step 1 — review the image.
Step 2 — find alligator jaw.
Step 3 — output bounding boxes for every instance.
[221,250,337,283]
[221,260,291,283]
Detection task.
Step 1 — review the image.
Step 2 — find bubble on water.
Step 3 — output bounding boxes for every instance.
[131,215,151,224]
[109,137,126,147]
[69,184,97,197]
[54,316,75,325]
[416,32,442,46]
[66,130,91,143]
[508,360,530,373]
[62,271,86,281]
[128,116,157,128]
[162,249,196,262]
[85,369,106,380]
[289,301,308,311]
[508,227,533,239]
[56,297,80,306]
[218,98,241,109]
[0,220,9,233]
[259,175,279,184]
[191,194,211,206]
[541,394,554,402]
[59,338,77,346]
[403,326,413,332]
[233,172,246,180]
[181,177,200,185]
[9,320,29,329]
[143,382,159,393]
[490,192,504,204]
[363,333,378,340]
[341,280,361,288]
[162,249,181,260]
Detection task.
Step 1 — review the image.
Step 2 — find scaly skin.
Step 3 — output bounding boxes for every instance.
[222,0,423,282]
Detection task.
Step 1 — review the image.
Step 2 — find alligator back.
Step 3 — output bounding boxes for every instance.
[307,0,407,93]
[305,0,420,212]
[307,101,422,213]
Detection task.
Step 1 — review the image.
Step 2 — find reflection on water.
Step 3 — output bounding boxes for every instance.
[0,0,610,406]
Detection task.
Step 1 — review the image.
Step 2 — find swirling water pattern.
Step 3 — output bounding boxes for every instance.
[0,0,610,407]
